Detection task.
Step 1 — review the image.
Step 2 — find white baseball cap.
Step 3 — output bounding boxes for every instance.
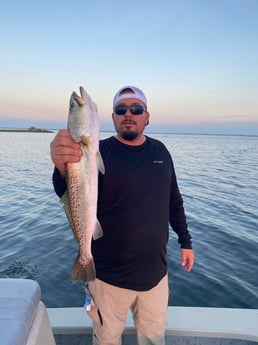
[113,86,147,108]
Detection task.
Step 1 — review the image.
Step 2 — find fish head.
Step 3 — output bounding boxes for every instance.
[68,86,98,142]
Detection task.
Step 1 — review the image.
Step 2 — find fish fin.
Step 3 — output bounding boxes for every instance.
[97,151,105,174]
[81,135,91,146]
[60,191,79,242]
[71,254,96,283]
[93,219,103,240]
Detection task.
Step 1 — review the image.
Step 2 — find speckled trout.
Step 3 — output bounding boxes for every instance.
[61,86,105,283]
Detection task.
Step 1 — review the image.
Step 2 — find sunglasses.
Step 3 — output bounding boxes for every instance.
[114,105,146,115]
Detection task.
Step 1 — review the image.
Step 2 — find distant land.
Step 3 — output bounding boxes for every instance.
[0,119,258,136]
[0,126,54,133]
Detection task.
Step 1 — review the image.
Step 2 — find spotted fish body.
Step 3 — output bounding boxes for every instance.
[61,86,104,283]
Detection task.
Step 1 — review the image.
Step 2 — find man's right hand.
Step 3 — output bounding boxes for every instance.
[50,129,82,179]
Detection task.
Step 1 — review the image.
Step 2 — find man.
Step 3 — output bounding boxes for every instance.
[50,86,194,345]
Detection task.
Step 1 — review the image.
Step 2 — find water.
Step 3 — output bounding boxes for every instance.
[0,131,257,309]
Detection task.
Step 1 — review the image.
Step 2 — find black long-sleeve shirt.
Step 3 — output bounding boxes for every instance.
[53,136,192,291]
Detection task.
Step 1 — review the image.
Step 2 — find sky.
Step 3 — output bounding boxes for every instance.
[1,0,258,135]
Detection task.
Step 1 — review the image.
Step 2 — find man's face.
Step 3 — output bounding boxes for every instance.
[112,98,150,143]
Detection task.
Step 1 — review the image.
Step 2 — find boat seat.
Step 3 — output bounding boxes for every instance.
[0,278,56,345]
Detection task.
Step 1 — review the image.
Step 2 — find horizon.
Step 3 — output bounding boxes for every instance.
[1,118,257,137]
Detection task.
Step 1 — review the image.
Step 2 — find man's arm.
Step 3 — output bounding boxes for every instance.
[169,159,195,272]
[169,172,192,249]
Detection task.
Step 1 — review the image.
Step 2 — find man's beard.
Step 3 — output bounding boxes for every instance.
[120,130,138,141]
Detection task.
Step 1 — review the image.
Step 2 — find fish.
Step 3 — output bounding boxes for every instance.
[61,86,105,283]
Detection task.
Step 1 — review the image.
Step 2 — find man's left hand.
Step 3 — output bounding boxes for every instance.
[181,248,195,272]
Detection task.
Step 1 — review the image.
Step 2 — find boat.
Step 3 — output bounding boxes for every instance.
[1,278,258,345]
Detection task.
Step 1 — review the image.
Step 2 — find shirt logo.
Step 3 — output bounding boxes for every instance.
[153,160,164,164]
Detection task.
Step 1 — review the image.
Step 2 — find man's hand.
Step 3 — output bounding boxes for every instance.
[181,248,195,272]
[50,129,82,179]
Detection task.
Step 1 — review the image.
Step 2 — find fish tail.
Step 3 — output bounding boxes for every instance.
[71,254,96,283]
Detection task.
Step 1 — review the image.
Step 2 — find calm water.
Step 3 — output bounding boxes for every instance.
[0,131,257,309]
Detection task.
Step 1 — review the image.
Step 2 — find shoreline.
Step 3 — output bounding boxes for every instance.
[0,128,54,133]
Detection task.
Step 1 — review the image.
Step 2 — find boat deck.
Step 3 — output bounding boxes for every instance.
[48,306,258,345]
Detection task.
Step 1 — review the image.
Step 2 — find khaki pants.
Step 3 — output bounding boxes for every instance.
[86,275,169,345]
